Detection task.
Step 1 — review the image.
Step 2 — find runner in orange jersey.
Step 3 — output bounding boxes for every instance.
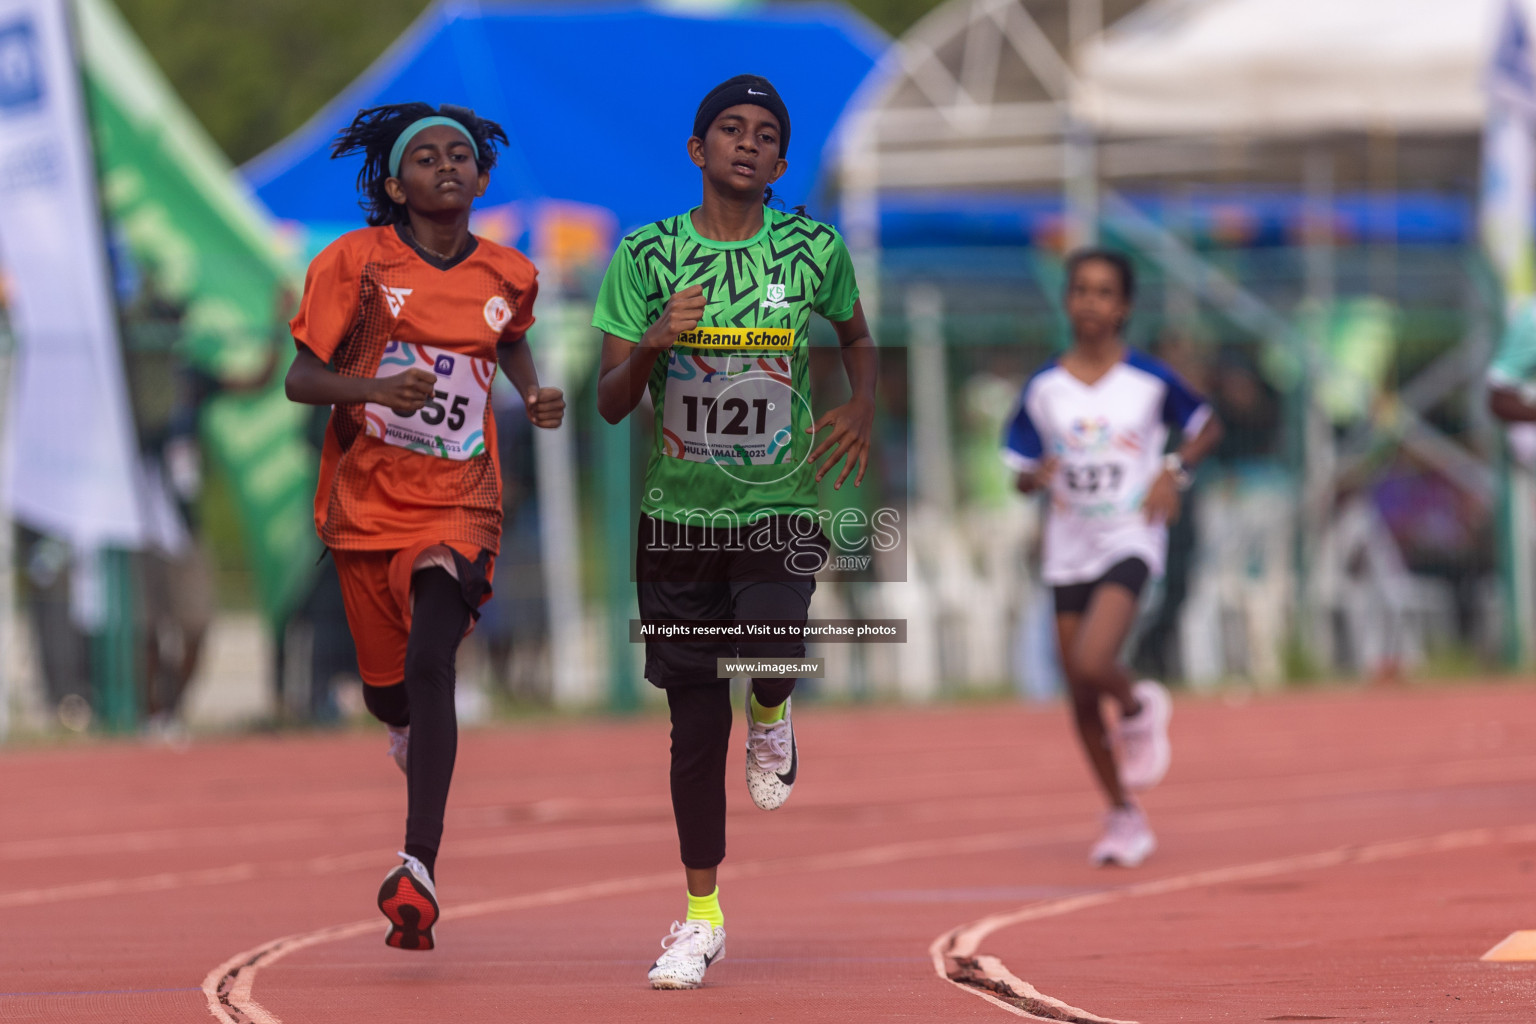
[285,102,564,951]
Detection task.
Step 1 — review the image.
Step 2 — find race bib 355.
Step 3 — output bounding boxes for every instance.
[363,342,494,460]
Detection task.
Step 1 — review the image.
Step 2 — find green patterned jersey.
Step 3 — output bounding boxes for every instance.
[593,206,860,524]
[1491,298,1536,398]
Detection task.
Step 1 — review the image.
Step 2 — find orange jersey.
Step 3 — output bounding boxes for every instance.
[291,224,538,553]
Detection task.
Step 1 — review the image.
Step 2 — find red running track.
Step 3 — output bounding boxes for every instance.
[2,683,1534,1023]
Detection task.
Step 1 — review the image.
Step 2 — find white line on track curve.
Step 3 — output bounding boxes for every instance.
[928,822,1536,1023]
[201,827,1053,1023]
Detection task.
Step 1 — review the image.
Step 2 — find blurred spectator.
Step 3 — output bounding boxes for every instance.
[122,276,217,736]
[273,285,359,724]
[1369,455,1492,646]
[473,385,549,703]
[1210,346,1281,463]
[17,526,92,729]
[279,555,358,725]
[1134,332,1215,682]
[124,275,291,732]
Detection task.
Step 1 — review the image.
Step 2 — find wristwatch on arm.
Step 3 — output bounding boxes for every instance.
[1163,452,1193,491]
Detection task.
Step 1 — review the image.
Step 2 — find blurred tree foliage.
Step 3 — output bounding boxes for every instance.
[113,0,443,165]
[112,0,939,165]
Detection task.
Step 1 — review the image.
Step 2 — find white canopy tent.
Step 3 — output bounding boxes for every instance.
[833,0,1519,688]
[1075,0,1527,137]
[1069,0,1528,671]
[837,0,1526,197]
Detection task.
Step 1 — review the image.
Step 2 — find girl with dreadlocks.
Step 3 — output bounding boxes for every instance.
[285,102,564,951]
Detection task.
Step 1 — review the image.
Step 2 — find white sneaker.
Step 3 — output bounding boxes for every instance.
[647,919,726,989]
[386,725,409,775]
[745,697,797,810]
[1118,680,1171,791]
[1089,805,1156,868]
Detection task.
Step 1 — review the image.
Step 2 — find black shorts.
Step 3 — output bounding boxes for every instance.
[636,513,830,687]
[1052,557,1150,616]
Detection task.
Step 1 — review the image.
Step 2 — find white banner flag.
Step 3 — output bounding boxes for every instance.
[1483,0,1536,304]
[0,0,143,548]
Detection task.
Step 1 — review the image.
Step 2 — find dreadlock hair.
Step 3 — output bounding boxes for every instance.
[331,102,510,227]
[762,183,807,217]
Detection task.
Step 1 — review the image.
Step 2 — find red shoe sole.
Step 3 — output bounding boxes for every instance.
[378,868,438,951]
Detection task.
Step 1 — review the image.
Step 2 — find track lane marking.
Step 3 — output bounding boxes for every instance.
[0,823,673,909]
[930,822,1536,1022]
[201,805,1464,1024]
[1480,929,1536,961]
[24,766,1518,913]
[16,745,1530,860]
[202,828,1061,1023]
[0,864,262,909]
[23,771,1508,912]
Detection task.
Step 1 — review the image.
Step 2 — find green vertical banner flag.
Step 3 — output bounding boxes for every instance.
[75,0,318,625]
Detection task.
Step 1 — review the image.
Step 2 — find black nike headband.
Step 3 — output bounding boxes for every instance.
[692,74,791,157]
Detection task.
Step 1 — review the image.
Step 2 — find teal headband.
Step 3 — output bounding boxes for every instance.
[388,116,478,178]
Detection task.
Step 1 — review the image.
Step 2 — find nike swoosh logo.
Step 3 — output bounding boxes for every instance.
[777,739,797,783]
[748,89,766,96]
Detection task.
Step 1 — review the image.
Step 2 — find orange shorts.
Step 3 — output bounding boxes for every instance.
[332,540,496,687]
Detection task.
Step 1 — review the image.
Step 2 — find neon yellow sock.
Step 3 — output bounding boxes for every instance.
[749,692,785,724]
[687,886,723,929]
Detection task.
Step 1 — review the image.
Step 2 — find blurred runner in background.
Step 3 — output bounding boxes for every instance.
[1004,248,1221,868]
[1489,298,1536,435]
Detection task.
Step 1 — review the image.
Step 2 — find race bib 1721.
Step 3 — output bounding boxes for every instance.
[363,342,495,460]
[661,350,795,466]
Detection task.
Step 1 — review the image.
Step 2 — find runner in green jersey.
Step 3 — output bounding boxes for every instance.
[594,200,859,519]
[1487,298,1536,478]
[1490,298,1536,423]
[594,74,876,990]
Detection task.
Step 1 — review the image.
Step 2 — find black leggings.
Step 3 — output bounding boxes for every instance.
[665,578,804,869]
[666,676,794,870]
[360,568,472,874]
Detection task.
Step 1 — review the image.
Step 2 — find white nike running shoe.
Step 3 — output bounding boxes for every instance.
[745,697,797,810]
[1118,680,1171,791]
[1089,805,1156,868]
[648,919,726,989]
[386,725,409,776]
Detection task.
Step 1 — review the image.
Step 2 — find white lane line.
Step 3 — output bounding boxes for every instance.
[2,823,673,909]
[925,946,1134,1024]
[197,808,1536,1019]
[202,827,1061,1024]
[24,744,1527,861]
[0,864,261,909]
[930,822,1536,1023]
[16,787,1436,912]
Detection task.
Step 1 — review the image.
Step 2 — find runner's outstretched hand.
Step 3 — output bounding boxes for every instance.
[642,285,707,350]
[374,368,437,416]
[806,395,874,489]
[1142,469,1182,523]
[525,387,565,429]
[1014,457,1058,494]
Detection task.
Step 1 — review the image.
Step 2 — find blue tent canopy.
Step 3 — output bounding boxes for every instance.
[245,1,885,248]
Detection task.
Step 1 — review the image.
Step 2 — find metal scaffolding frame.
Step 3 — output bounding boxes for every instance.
[832,0,1508,680]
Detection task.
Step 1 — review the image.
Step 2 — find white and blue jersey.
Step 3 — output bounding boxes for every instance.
[1002,351,1212,586]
